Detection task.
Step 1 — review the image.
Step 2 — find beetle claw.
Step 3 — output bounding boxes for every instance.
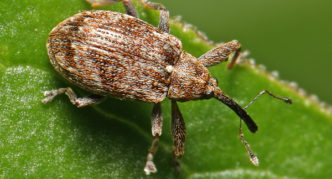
[42,90,59,103]
[144,154,157,175]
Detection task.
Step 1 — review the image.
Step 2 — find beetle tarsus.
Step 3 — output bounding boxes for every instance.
[144,136,159,175]
[144,153,157,175]
[144,103,163,175]
[42,87,103,108]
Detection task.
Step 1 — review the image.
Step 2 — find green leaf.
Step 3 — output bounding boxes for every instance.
[1,0,331,178]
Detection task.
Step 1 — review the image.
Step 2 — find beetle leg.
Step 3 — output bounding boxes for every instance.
[87,0,138,18]
[198,40,241,69]
[42,87,103,107]
[238,90,291,166]
[144,102,163,175]
[141,1,169,32]
[121,0,138,17]
[171,100,186,171]
[86,0,120,7]
[87,0,169,32]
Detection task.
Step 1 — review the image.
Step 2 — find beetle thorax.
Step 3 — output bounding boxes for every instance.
[167,51,211,101]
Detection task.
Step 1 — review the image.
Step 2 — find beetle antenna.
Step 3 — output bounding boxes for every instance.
[238,119,259,166]
[214,88,257,133]
[214,87,259,165]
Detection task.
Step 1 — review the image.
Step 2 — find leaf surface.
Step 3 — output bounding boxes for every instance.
[0,0,331,178]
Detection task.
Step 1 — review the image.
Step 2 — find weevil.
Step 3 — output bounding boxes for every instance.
[42,0,292,175]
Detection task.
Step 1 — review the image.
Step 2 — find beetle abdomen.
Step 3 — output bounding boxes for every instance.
[47,10,182,102]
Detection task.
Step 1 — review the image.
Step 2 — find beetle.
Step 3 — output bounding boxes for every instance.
[42,0,291,175]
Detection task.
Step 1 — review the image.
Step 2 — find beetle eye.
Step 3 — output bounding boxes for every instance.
[213,77,218,85]
[204,89,214,98]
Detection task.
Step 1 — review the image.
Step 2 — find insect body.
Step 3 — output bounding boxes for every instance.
[47,10,182,102]
[43,0,291,175]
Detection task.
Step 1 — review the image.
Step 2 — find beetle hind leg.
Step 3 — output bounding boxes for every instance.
[87,0,170,33]
[171,100,186,172]
[141,1,170,33]
[87,0,138,18]
[42,87,103,107]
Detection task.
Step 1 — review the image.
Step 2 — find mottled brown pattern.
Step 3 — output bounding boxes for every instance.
[44,3,291,174]
[167,51,211,101]
[47,10,182,102]
[171,100,186,157]
[198,40,241,67]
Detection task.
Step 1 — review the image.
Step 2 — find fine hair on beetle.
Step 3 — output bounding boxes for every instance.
[42,0,292,175]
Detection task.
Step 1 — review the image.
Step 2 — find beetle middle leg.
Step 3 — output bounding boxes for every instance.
[144,102,163,175]
[42,87,103,107]
[198,40,241,69]
[171,100,186,172]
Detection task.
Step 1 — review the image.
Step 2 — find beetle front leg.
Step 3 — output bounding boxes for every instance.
[42,87,103,107]
[87,0,138,18]
[144,102,163,175]
[198,40,241,69]
[171,100,186,171]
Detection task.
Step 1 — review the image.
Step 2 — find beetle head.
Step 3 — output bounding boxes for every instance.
[167,51,257,132]
[167,51,212,101]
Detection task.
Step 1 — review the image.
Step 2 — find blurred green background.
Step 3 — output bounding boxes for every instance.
[154,0,332,104]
